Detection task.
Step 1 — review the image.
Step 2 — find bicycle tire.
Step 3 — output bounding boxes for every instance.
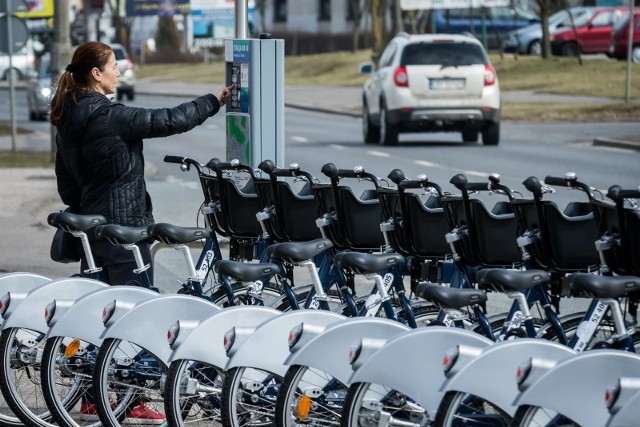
[93,338,167,427]
[211,281,284,308]
[164,359,223,427]
[0,327,54,426]
[540,312,640,351]
[220,366,280,427]
[340,381,426,427]
[433,390,512,426]
[40,336,96,427]
[511,404,580,427]
[274,364,346,427]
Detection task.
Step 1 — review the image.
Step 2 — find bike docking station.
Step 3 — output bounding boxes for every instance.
[224,0,285,170]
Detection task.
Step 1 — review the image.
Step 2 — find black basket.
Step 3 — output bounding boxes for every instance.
[336,185,385,251]
[443,196,521,268]
[625,209,640,276]
[539,201,600,271]
[218,177,263,239]
[274,181,322,242]
[404,193,451,258]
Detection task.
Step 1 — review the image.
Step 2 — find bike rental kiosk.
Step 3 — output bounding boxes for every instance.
[224,35,285,168]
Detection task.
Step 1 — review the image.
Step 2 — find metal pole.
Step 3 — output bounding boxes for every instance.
[7,0,17,151]
[234,0,249,39]
[624,1,635,102]
[51,0,72,162]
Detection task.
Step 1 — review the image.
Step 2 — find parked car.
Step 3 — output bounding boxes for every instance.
[609,10,640,62]
[503,7,593,55]
[425,6,539,49]
[110,43,136,101]
[550,6,628,56]
[26,53,52,121]
[360,33,501,146]
[0,44,36,81]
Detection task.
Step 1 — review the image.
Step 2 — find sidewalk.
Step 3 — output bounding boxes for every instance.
[0,79,638,279]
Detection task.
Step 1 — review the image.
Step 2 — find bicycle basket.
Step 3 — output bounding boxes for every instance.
[336,185,385,251]
[404,193,451,258]
[219,177,263,239]
[274,181,322,242]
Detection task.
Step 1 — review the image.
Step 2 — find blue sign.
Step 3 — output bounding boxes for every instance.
[126,0,190,17]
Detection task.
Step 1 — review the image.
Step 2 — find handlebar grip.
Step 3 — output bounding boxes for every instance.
[258,159,276,174]
[335,169,360,179]
[387,169,405,185]
[449,174,468,191]
[607,185,640,201]
[206,158,235,171]
[164,155,185,164]
[544,176,568,187]
[321,163,338,179]
[466,182,491,191]
[399,180,423,190]
[270,168,295,177]
[522,176,542,195]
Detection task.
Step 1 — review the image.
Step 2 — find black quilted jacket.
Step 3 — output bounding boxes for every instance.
[55,91,220,227]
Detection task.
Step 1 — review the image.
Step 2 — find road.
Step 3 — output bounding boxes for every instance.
[1,90,638,299]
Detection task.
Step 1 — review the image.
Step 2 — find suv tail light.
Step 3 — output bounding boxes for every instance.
[393,66,409,87]
[484,65,496,86]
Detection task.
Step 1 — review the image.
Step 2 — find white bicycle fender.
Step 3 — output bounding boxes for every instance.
[607,386,640,427]
[441,339,576,416]
[100,295,220,364]
[46,286,159,344]
[225,310,345,376]
[2,278,108,332]
[348,326,492,415]
[0,272,51,290]
[167,306,281,367]
[513,350,640,427]
[285,317,410,385]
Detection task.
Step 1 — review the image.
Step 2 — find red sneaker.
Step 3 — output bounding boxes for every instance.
[79,402,99,421]
[124,401,166,425]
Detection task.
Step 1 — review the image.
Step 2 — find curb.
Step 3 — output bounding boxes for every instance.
[593,137,640,152]
[134,88,362,118]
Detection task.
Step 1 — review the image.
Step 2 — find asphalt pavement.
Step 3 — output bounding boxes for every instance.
[0,79,637,278]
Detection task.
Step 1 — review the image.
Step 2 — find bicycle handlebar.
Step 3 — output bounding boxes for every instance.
[544,174,593,199]
[206,158,255,176]
[163,155,204,174]
[607,185,640,202]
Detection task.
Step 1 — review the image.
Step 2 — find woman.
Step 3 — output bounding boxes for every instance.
[50,41,233,286]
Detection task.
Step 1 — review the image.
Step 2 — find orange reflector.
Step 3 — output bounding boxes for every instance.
[64,339,81,358]
[297,395,312,419]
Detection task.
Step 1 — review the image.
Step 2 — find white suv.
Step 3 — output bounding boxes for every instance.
[360,33,501,146]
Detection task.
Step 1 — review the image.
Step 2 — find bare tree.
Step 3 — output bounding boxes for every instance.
[370,0,389,65]
[255,0,267,34]
[349,0,369,52]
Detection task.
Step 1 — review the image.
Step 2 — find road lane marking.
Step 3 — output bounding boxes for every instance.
[367,150,390,158]
[464,170,487,177]
[291,136,308,142]
[414,160,438,168]
[330,144,346,150]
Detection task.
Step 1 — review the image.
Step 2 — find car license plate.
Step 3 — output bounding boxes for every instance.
[429,79,465,90]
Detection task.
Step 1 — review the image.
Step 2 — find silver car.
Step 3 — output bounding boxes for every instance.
[110,43,136,101]
[0,45,36,81]
[26,54,52,121]
[503,7,593,55]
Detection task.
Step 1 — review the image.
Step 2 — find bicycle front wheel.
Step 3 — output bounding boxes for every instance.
[220,367,280,426]
[340,382,426,427]
[40,335,96,427]
[93,338,167,427]
[275,364,345,427]
[433,390,511,426]
[164,358,224,426]
[0,326,54,426]
[512,404,579,427]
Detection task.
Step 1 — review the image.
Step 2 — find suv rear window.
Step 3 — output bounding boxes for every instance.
[401,42,488,66]
[113,48,126,61]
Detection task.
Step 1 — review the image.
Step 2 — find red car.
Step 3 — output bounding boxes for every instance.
[551,6,628,56]
[609,10,640,62]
